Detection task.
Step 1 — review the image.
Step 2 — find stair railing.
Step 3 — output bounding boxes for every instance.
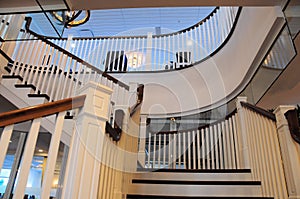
[139,97,290,198]
[5,17,129,111]
[143,109,243,170]
[0,95,86,199]
[47,7,241,72]
[239,99,288,198]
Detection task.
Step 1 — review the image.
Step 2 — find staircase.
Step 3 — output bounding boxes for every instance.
[126,169,273,198]
[1,12,299,199]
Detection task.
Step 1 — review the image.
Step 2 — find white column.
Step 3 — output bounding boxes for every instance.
[62,81,113,199]
[274,105,300,199]
[236,96,251,169]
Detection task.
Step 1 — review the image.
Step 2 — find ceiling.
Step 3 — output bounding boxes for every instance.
[0,0,67,14]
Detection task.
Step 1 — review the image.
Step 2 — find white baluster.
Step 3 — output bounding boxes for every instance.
[183,132,186,169]
[205,127,210,169]
[35,44,51,92]
[192,130,196,169]
[201,128,205,169]
[13,118,41,199]
[218,123,224,169]
[147,132,151,168]
[158,134,161,168]
[210,126,215,169]
[214,124,219,169]
[173,134,176,169]
[153,133,157,168]
[0,125,14,171]
[41,111,65,199]
[163,134,166,168]
[178,133,181,168]
[197,129,201,169]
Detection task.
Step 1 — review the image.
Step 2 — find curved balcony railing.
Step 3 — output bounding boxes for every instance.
[48,7,241,72]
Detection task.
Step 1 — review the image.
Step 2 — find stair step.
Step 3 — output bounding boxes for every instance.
[126,184,262,197]
[15,84,36,91]
[132,171,252,182]
[132,179,261,186]
[28,93,50,101]
[127,195,273,199]
[2,75,23,81]
[4,66,11,73]
[150,169,251,173]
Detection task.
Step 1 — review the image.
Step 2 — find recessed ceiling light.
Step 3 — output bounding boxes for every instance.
[38,149,43,152]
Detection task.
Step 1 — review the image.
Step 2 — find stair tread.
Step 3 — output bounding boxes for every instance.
[15,84,36,91]
[127,183,262,197]
[127,195,273,199]
[2,75,23,81]
[132,179,261,185]
[28,93,50,101]
[142,169,252,173]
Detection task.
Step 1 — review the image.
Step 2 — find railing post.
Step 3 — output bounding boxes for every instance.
[145,32,153,71]
[274,105,300,198]
[62,81,113,199]
[138,114,147,167]
[1,15,25,57]
[236,96,251,169]
[111,105,129,199]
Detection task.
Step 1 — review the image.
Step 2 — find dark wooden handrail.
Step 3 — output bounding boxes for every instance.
[0,49,14,63]
[240,102,276,121]
[24,17,129,91]
[153,7,219,38]
[0,95,86,127]
[130,84,144,117]
[152,109,237,135]
[105,121,121,141]
[284,109,300,144]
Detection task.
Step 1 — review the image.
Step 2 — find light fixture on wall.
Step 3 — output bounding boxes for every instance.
[51,10,90,28]
[127,52,144,68]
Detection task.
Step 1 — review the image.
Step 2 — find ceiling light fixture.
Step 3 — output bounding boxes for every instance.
[51,10,90,28]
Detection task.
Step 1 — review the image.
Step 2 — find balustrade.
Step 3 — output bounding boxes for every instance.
[49,7,240,72]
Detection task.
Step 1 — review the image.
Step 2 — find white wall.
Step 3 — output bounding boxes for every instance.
[112,7,285,117]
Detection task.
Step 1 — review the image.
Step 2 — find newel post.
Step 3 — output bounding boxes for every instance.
[236,96,251,169]
[61,81,112,199]
[274,105,300,199]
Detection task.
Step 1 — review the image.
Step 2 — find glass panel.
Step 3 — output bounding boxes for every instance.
[284,0,300,39]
